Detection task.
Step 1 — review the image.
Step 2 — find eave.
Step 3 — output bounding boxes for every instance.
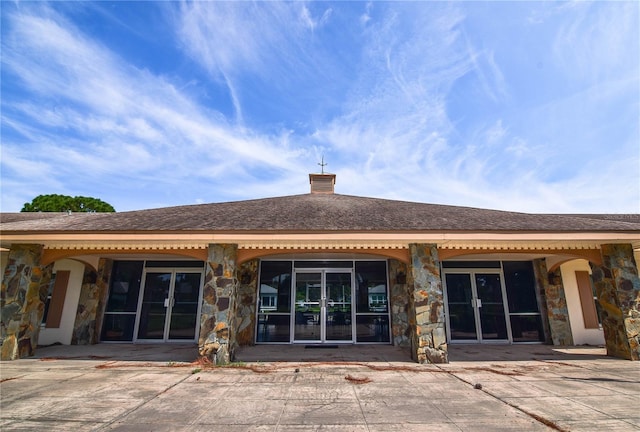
[2,230,639,251]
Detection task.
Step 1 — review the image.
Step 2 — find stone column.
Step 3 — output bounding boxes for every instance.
[199,244,238,365]
[388,259,411,347]
[408,244,447,363]
[1,244,53,360]
[71,258,113,345]
[533,259,573,346]
[233,259,258,347]
[590,244,640,360]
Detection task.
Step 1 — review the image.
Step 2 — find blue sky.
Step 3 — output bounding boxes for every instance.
[1,1,638,213]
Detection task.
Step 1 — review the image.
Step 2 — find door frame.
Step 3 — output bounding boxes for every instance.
[443,268,512,344]
[291,268,355,344]
[133,267,205,343]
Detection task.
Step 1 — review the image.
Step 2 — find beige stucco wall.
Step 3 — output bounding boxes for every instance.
[38,259,85,346]
[560,259,605,346]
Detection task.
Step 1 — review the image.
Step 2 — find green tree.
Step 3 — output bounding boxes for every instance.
[21,194,116,212]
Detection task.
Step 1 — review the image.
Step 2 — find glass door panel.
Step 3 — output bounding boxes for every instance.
[168,272,201,340]
[326,272,353,341]
[257,261,292,343]
[137,272,171,340]
[445,273,478,341]
[294,273,321,341]
[475,273,508,340]
[137,270,202,342]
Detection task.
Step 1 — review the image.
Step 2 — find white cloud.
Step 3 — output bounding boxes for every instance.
[360,2,373,26]
[1,2,637,214]
[300,5,332,31]
[1,5,315,210]
[550,2,638,92]
[484,120,507,145]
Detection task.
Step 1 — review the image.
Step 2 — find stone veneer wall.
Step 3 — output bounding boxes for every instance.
[388,259,410,347]
[408,244,447,363]
[71,259,113,345]
[199,244,238,365]
[0,244,53,360]
[591,244,640,360]
[533,259,573,346]
[233,259,258,348]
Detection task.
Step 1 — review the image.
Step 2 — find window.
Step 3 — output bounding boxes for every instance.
[256,261,292,342]
[502,261,544,342]
[101,261,143,341]
[355,261,390,342]
[260,294,277,309]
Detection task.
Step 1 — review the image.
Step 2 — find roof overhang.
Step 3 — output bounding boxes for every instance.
[2,231,639,252]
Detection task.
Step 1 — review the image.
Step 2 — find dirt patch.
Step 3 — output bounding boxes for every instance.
[464,366,523,376]
[498,399,569,431]
[536,359,588,369]
[95,361,156,369]
[0,376,21,383]
[39,355,112,361]
[345,374,372,384]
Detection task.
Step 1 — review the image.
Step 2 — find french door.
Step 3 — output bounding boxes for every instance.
[293,270,354,343]
[134,269,203,342]
[444,271,510,343]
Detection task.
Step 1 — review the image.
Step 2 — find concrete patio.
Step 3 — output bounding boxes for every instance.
[1,344,638,431]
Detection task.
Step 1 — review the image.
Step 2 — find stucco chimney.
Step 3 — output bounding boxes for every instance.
[309,173,336,194]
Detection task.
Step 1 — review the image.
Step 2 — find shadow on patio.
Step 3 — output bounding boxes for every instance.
[31,343,200,363]
[26,342,611,364]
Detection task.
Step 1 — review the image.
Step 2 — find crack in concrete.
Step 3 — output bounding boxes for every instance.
[434,364,568,432]
[93,369,194,431]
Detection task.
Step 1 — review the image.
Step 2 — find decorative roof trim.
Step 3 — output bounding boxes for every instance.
[37,239,605,252]
[4,231,639,243]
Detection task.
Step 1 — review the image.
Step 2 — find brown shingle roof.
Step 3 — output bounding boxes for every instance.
[1,194,639,233]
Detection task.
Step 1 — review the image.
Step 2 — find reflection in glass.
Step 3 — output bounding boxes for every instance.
[356,315,390,342]
[446,273,477,340]
[355,262,388,313]
[106,261,143,312]
[257,261,390,344]
[503,262,538,313]
[137,272,171,339]
[503,261,544,342]
[101,314,136,341]
[354,262,389,342]
[103,261,144,342]
[168,273,201,339]
[257,261,292,342]
[258,261,291,313]
[510,315,544,342]
[256,314,291,342]
[294,273,322,341]
[326,272,353,341]
[475,274,508,340]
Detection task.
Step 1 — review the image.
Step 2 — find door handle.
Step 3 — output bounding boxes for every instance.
[163,298,175,308]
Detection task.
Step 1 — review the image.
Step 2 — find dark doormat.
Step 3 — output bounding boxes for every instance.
[305,345,339,349]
